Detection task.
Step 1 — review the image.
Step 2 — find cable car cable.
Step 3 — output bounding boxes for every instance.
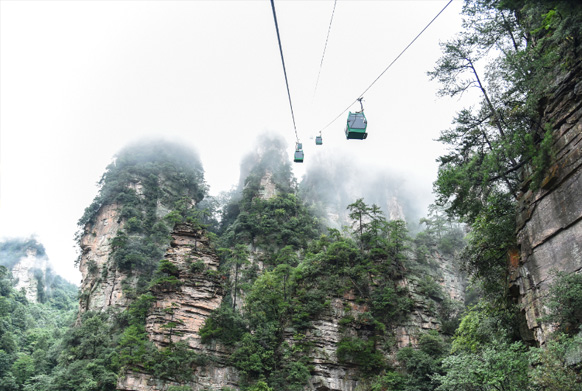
[313,0,338,97]
[317,0,454,136]
[270,0,299,142]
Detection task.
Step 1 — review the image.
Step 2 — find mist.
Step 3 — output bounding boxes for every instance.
[216,133,435,234]
[0,237,48,270]
[299,147,432,232]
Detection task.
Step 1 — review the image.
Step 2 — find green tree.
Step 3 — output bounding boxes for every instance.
[430,0,582,304]
[11,353,35,387]
[347,198,372,249]
[545,272,582,335]
[435,341,530,391]
[220,244,249,311]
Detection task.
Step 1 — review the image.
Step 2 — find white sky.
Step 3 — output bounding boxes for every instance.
[1,0,466,284]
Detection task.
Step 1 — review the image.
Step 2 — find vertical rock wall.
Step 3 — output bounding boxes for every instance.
[145,224,225,352]
[511,63,582,344]
[12,248,47,303]
[118,223,240,391]
[78,203,135,313]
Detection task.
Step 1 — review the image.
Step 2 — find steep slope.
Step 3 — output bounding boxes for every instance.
[511,61,582,343]
[118,223,239,391]
[0,237,73,304]
[76,140,207,313]
[75,137,467,391]
[163,137,466,391]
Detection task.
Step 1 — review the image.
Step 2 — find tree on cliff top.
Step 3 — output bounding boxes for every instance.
[78,139,207,227]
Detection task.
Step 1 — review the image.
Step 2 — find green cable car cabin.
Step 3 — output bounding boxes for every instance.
[345,111,368,140]
[294,143,304,163]
[315,135,323,145]
[345,97,368,140]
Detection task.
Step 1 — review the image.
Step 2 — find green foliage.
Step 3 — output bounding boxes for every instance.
[370,370,407,391]
[247,380,274,391]
[189,260,205,274]
[336,336,385,376]
[439,298,464,336]
[147,342,204,383]
[231,332,277,380]
[167,387,191,391]
[371,284,414,325]
[392,331,448,391]
[218,143,322,255]
[79,140,207,227]
[430,0,582,304]
[0,263,79,390]
[199,304,246,345]
[77,141,210,278]
[221,192,321,254]
[451,303,517,354]
[545,271,582,334]
[527,126,555,189]
[435,341,530,391]
[200,198,417,388]
[417,276,444,302]
[529,333,582,390]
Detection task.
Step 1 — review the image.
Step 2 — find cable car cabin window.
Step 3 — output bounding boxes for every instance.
[347,113,367,129]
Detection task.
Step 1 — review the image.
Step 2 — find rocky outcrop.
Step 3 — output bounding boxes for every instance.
[118,368,239,391]
[291,259,464,391]
[146,224,225,352]
[511,62,582,344]
[434,251,466,303]
[300,296,364,391]
[259,170,279,200]
[78,203,135,313]
[12,248,48,303]
[118,223,240,391]
[115,157,467,390]
[385,196,405,222]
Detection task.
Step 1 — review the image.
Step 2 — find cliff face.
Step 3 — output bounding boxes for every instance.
[12,248,48,303]
[118,223,239,391]
[78,203,133,312]
[511,63,582,344]
[116,170,465,391]
[145,224,224,350]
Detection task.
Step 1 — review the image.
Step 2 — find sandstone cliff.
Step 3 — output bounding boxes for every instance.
[116,169,465,391]
[78,203,133,312]
[12,248,48,303]
[118,223,239,391]
[511,62,582,344]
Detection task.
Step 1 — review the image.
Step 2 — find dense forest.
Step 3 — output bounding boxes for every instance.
[2,0,582,390]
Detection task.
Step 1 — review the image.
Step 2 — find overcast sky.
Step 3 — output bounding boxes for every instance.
[1,0,467,283]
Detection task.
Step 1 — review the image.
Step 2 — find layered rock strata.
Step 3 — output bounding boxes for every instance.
[511,63,582,344]
[78,203,135,312]
[118,223,239,391]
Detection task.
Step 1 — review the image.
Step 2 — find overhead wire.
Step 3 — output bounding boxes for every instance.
[313,0,338,98]
[317,0,454,136]
[270,0,299,143]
